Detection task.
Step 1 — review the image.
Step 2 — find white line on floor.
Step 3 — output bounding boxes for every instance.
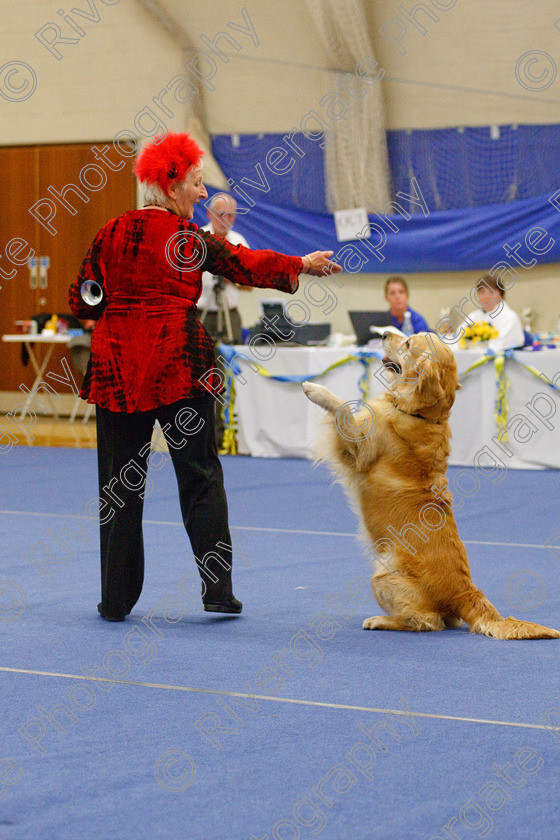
[0,665,557,733]
[1,510,557,550]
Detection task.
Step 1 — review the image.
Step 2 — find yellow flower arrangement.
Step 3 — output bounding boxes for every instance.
[459,321,499,349]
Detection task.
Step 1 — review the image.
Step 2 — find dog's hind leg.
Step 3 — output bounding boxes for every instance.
[444,615,464,628]
[458,587,559,639]
[365,571,446,632]
[481,617,559,640]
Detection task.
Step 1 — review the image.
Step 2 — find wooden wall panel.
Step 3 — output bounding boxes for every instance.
[0,142,135,395]
[0,146,40,394]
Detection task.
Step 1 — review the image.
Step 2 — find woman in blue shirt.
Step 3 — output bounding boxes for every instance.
[385,275,429,334]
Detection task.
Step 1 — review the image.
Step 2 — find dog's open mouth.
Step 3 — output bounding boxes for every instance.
[382,356,402,374]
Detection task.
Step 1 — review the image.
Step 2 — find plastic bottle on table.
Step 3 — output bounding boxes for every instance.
[402,310,414,336]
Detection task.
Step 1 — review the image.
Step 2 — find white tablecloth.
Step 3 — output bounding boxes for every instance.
[231,346,560,469]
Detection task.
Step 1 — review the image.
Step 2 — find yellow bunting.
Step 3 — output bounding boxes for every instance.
[219,376,237,455]
[493,354,509,443]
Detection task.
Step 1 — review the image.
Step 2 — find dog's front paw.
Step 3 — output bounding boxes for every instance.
[362,616,384,630]
[301,381,331,408]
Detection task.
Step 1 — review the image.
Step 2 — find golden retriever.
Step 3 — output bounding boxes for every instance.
[302,332,558,640]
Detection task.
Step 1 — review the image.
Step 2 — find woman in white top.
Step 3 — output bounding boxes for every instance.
[465,274,525,353]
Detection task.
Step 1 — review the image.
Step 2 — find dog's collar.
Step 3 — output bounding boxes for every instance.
[392,404,427,420]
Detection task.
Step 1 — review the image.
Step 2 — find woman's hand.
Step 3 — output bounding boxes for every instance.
[302,251,342,276]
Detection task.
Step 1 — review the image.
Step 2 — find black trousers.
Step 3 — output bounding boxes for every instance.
[95,396,234,617]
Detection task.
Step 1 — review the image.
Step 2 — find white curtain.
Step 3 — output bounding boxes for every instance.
[305,0,391,211]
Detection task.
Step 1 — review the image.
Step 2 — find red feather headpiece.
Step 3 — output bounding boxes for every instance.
[133,132,205,191]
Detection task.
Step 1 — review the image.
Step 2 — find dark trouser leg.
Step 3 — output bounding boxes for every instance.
[155,396,234,602]
[95,406,154,617]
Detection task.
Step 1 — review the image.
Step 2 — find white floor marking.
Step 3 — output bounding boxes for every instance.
[0,510,558,550]
[0,665,558,734]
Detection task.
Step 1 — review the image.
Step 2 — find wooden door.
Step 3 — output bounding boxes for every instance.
[0,146,40,393]
[0,142,136,394]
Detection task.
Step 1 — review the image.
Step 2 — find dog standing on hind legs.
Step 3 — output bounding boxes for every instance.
[302,331,559,641]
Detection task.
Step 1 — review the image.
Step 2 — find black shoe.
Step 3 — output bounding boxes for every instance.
[97,603,126,622]
[203,597,243,615]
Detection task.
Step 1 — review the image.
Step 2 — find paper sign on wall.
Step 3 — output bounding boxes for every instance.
[333,208,370,242]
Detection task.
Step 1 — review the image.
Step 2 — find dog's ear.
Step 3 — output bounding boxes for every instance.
[395,362,442,417]
[407,356,459,418]
[405,335,460,415]
[439,360,461,402]
[415,361,446,407]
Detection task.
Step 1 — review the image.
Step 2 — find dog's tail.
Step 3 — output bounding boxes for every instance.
[458,588,559,640]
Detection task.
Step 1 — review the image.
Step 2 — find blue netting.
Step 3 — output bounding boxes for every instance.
[211,133,328,213]
[211,125,560,214]
[388,124,560,211]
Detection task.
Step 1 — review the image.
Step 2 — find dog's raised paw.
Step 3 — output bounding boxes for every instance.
[301,381,318,398]
[301,381,328,404]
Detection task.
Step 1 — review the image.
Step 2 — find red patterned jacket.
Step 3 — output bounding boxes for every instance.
[69,209,302,412]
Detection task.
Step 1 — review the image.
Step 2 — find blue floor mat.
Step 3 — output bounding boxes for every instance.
[1,448,559,839]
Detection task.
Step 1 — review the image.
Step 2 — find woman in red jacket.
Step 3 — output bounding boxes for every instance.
[69,132,340,622]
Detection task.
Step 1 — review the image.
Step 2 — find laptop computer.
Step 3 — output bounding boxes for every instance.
[290,322,331,346]
[348,311,395,345]
[254,299,331,346]
[259,299,287,322]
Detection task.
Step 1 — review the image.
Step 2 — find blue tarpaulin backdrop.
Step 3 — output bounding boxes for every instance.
[193,128,560,274]
[211,127,560,212]
[193,187,560,274]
